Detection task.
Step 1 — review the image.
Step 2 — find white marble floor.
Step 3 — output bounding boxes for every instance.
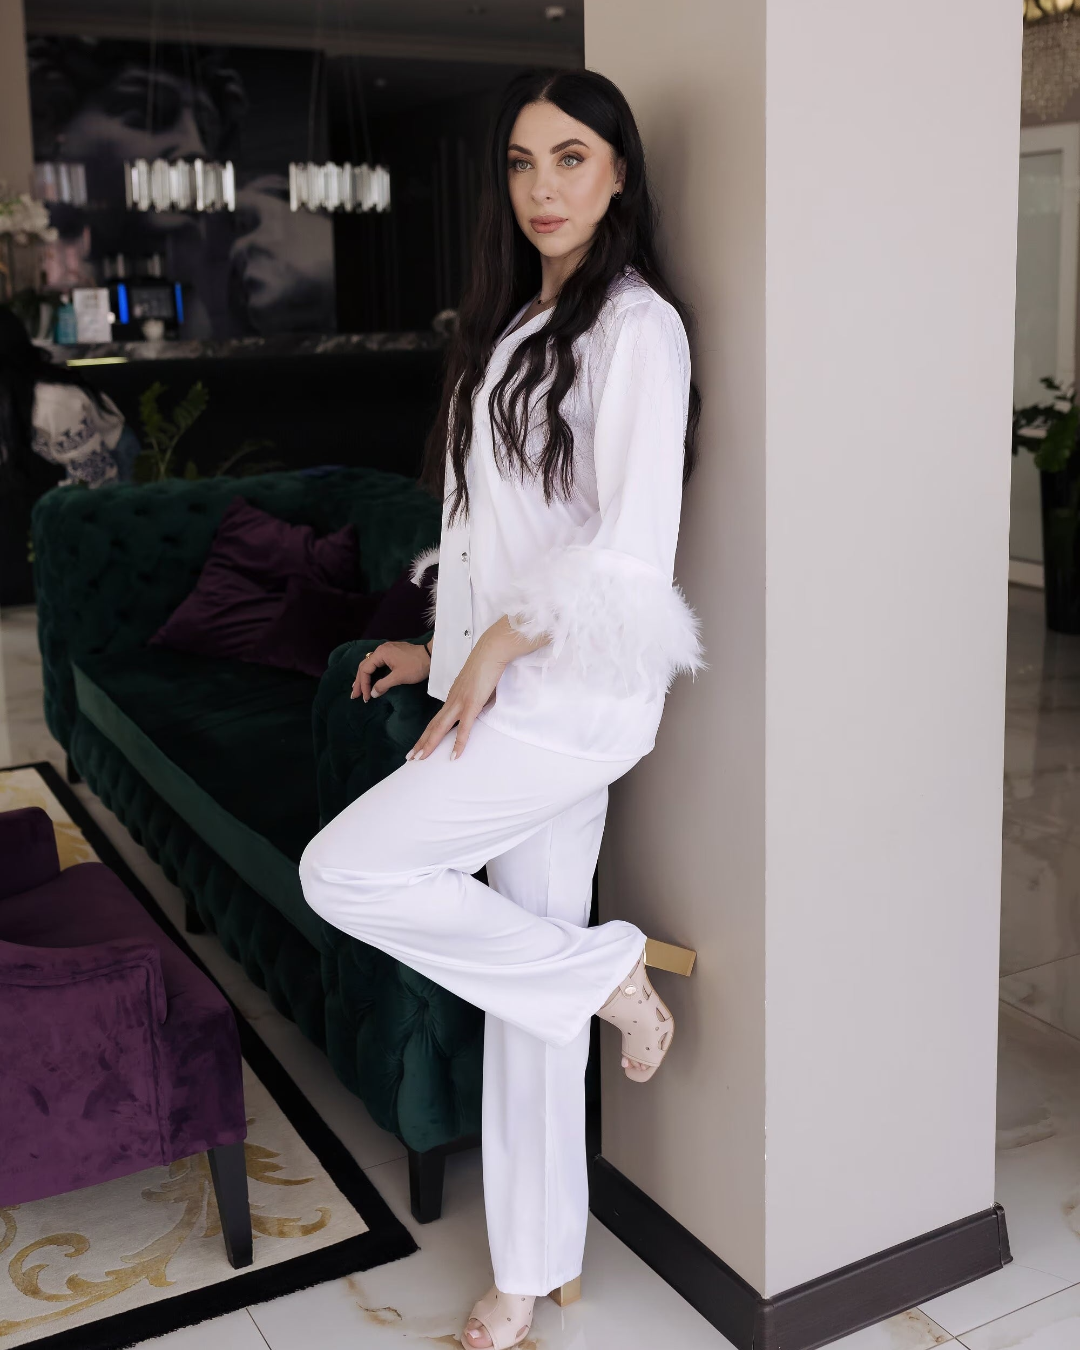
[5,588,1080,1350]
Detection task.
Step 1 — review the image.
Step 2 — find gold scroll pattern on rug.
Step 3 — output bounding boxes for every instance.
[0,1136,331,1338]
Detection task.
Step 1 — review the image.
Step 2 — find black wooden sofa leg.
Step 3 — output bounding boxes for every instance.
[65,754,81,785]
[408,1146,446,1224]
[184,899,206,935]
[208,1142,253,1268]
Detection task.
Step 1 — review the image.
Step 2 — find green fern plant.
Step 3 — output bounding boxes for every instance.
[132,382,282,482]
[133,380,210,483]
[132,383,282,483]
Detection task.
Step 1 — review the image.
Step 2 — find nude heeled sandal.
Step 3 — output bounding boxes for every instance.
[461,1280,581,1349]
[597,949,675,1082]
[461,1287,536,1349]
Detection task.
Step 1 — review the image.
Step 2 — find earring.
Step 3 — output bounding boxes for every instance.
[612,189,622,199]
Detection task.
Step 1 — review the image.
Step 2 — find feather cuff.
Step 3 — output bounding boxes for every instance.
[409,545,440,586]
[409,546,440,629]
[502,545,706,694]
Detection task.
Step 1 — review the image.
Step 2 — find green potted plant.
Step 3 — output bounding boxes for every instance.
[133,380,280,483]
[1014,376,1080,633]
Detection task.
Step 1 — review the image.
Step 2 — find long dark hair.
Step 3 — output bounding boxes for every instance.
[419,67,701,524]
[0,307,111,483]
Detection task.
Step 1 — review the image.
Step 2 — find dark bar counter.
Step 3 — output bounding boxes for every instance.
[41,330,446,364]
[41,331,449,482]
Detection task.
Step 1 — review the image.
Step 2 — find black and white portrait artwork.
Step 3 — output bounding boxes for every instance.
[27,35,336,338]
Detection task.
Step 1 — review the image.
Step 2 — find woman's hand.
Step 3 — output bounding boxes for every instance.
[406,616,549,761]
[352,640,431,702]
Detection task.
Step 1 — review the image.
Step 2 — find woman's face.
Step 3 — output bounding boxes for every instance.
[60,65,221,233]
[505,100,625,266]
[60,67,219,165]
[230,175,334,334]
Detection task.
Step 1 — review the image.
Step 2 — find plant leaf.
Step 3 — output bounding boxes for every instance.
[214,437,276,477]
[1034,405,1080,474]
[138,381,168,450]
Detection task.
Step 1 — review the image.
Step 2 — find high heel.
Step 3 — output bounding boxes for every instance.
[596,949,675,1082]
[461,1279,580,1348]
[461,1287,536,1349]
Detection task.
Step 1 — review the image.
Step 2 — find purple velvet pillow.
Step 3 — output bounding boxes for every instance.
[249,577,383,678]
[150,496,361,661]
[360,563,437,642]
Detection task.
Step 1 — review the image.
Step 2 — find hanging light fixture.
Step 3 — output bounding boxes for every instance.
[288,14,391,216]
[120,8,236,215]
[123,158,236,213]
[33,162,88,207]
[287,161,391,214]
[1025,0,1078,18]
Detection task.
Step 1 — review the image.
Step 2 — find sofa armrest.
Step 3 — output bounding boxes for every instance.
[0,935,167,1022]
[0,807,60,901]
[313,634,441,827]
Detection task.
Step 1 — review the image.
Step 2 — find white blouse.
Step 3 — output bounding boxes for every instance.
[31,383,125,487]
[413,265,705,762]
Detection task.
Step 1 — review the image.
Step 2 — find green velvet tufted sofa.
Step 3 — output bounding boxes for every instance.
[31,468,483,1221]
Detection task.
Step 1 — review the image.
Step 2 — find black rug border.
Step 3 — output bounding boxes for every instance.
[2,760,419,1350]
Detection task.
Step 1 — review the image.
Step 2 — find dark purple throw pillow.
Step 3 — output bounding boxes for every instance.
[150,496,360,661]
[249,577,383,677]
[360,562,437,642]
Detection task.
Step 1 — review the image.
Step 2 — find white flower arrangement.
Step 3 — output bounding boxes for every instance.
[0,185,59,244]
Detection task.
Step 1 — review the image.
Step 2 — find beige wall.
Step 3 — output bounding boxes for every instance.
[0,0,33,196]
[589,0,1021,1298]
[587,0,769,1292]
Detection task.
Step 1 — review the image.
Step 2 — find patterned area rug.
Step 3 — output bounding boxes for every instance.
[0,762,417,1350]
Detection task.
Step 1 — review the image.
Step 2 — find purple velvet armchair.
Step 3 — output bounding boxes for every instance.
[0,806,252,1267]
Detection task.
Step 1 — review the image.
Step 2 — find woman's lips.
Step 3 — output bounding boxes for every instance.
[530,216,567,233]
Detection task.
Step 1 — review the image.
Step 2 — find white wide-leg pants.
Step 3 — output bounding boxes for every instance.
[298,717,645,1295]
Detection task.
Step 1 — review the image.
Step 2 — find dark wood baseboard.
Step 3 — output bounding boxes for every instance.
[588,1156,1010,1350]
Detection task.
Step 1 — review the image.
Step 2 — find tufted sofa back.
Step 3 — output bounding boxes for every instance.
[32,468,441,752]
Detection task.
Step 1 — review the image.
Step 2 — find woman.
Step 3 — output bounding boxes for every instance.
[0,308,140,489]
[300,67,704,1350]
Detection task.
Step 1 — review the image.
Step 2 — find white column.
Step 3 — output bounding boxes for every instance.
[588,0,1022,1298]
[0,1,33,196]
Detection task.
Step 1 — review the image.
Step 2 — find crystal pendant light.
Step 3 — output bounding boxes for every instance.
[123,159,236,213]
[287,162,391,214]
[33,162,88,207]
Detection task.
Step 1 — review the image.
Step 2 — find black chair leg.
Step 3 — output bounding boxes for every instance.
[65,754,81,785]
[208,1142,252,1268]
[408,1146,446,1224]
[185,900,206,935]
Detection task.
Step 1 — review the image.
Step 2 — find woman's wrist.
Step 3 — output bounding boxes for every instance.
[481,615,549,664]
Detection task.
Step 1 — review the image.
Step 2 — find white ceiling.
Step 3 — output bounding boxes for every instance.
[23,0,585,65]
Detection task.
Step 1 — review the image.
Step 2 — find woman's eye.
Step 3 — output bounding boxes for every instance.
[560,154,582,167]
[510,159,530,172]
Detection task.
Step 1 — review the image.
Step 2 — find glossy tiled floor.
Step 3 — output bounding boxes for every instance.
[4,587,1080,1349]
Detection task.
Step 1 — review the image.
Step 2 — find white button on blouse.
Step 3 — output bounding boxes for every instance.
[410,266,705,761]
